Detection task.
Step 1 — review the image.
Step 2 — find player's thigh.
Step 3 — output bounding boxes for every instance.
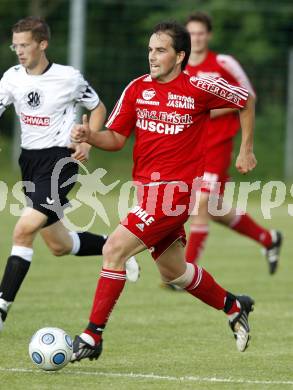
[156,239,186,281]
[40,221,72,254]
[103,224,146,267]
[13,207,48,242]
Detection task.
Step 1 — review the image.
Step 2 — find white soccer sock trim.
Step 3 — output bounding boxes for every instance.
[229,214,242,228]
[167,263,195,289]
[0,298,12,312]
[11,246,33,262]
[100,270,126,281]
[68,231,81,255]
[190,224,209,233]
[187,266,203,291]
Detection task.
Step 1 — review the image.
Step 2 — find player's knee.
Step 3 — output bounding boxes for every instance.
[102,239,121,259]
[211,214,222,223]
[13,223,35,244]
[47,241,71,257]
[102,238,125,264]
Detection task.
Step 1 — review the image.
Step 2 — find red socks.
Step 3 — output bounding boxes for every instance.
[185,264,227,310]
[85,268,126,343]
[84,264,241,344]
[230,213,272,248]
[186,224,209,264]
[185,264,240,316]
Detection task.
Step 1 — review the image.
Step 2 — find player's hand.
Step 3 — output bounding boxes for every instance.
[70,142,91,162]
[71,114,90,143]
[236,150,257,174]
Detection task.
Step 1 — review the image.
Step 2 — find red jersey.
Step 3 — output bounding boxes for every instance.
[106,72,248,184]
[186,51,255,147]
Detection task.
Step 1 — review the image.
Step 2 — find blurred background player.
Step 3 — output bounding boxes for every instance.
[184,12,282,274]
[0,16,139,332]
[70,21,256,361]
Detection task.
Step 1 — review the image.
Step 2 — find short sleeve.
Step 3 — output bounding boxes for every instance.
[105,81,137,137]
[71,69,100,110]
[217,54,256,98]
[0,73,14,116]
[189,76,249,110]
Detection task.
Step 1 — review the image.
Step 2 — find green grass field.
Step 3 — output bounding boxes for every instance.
[0,187,292,390]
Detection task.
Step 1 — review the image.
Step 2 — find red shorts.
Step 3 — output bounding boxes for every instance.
[121,183,194,260]
[200,138,234,195]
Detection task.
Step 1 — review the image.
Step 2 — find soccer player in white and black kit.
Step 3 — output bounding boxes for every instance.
[0,17,139,332]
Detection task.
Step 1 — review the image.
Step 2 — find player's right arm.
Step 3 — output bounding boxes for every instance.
[71,77,138,151]
[71,114,127,151]
[0,72,14,118]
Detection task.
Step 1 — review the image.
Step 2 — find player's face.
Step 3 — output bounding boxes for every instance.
[148,33,184,82]
[186,21,211,54]
[11,31,47,70]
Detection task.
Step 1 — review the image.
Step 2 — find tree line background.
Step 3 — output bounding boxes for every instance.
[0,0,292,181]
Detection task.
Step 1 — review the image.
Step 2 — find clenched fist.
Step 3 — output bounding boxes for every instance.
[71,114,90,143]
[236,150,257,174]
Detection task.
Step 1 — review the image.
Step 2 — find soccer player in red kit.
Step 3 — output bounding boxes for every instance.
[185,12,282,274]
[70,21,257,361]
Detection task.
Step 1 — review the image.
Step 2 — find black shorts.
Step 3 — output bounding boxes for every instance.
[19,147,79,226]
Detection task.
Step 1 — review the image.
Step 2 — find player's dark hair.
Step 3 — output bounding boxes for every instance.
[153,21,191,70]
[185,12,213,32]
[12,16,51,43]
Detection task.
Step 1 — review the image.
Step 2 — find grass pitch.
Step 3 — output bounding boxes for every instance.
[0,189,292,390]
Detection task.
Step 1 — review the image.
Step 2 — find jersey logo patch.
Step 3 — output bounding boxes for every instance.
[136,223,145,231]
[25,89,44,110]
[21,113,50,127]
[142,88,156,100]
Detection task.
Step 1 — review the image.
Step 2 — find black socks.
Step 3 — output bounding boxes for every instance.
[0,255,31,302]
[75,232,107,256]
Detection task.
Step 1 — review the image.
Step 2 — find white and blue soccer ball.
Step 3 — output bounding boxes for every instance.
[29,327,73,371]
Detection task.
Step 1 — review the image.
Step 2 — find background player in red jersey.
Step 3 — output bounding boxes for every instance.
[70,21,257,361]
[185,12,282,274]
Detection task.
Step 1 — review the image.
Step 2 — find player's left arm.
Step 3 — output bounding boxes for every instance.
[210,54,256,119]
[190,76,257,174]
[236,94,257,174]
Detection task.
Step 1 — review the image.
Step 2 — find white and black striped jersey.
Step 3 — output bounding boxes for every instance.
[0,63,100,149]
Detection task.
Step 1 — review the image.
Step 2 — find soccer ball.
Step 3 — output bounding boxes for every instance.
[29,327,73,371]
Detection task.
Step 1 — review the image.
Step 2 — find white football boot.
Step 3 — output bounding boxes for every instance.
[125,256,140,282]
[229,295,255,352]
[0,298,11,332]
